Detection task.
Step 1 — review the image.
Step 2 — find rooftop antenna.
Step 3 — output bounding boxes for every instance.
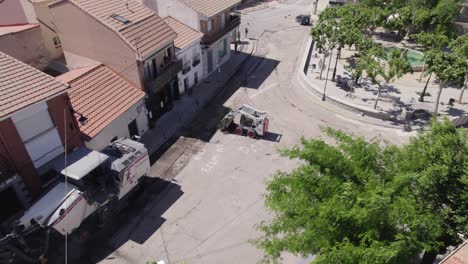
[126,2,134,13]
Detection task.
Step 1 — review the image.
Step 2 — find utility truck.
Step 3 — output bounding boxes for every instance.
[0,138,150,263]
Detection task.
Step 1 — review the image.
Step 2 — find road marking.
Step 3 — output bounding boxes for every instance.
[249,83,277,99]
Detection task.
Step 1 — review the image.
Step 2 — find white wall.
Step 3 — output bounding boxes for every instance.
[85,99,149,151]
[202,33,233,77]
[152,0,201,30]
[10,101,64,169]
[176,41,203,95]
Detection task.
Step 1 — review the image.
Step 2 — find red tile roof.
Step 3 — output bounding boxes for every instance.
[57,64,145,139]
[0,51,68,119]
[441,242,468,264]
[164,16,203,50]
[51,0,177,59]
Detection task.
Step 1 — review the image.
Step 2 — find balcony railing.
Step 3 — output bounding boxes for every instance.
[144,59,182,93]
[202,15,240,46]
[192,59,201,67]
[182,65,191,75]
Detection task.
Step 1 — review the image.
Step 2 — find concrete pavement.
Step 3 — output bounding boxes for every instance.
[93,0,417,263]
[140,40,255,155]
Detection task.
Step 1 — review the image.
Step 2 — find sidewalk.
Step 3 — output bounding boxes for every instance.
[298,37,468,128]
[141,40,254,155]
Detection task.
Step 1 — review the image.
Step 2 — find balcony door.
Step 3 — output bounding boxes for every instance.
[207,50,213,73]
[221,13,226,30]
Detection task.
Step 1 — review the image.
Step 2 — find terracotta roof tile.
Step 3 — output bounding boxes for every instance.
[163,16,203,50]
[0,52,68,119]
[55,0,177,59]
[441,242,468,264]
[179,0,241,17]
[58,64,145,138]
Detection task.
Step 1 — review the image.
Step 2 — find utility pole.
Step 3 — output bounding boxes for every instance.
[322,48,334,101]
[332,47,341,82]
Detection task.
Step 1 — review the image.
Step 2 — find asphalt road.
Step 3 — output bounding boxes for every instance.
[94,0,416,263]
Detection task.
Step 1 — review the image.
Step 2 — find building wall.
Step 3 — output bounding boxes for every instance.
[199,10,231,38]
[0,95,83,196]
[176,42,203,94]
[47,1,142,89]
[151,0,202,30]
[32,1,64,60]
[0,26,50,70]
[202,34,232,76]
[84,99,148,150]
[46,94,83,152]
[0,118,40,195]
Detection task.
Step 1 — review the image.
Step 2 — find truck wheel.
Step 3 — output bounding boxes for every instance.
[235,127,243,135]
[247,130,256,139]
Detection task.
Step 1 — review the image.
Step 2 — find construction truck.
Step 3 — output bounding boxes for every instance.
[218,104,269,138]
[0,138,150,263]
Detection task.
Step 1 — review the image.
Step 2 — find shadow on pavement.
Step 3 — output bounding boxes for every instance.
[182,55,279,142]
[262,132,283,142]
[73,177,183,264]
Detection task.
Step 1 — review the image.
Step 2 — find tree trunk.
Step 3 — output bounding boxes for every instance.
[458,78,467,103]
[374,84,383,109]
[434,82,444,115]
[332,48,341,82]
[418,60,426,81]
[420,250,438,264]
[319,51,328,80]
[419,72,432,102]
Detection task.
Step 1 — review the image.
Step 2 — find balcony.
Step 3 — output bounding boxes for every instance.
[182,65,191,75]
[192,58,201,67]
[144,59,182,93]
[201,15,240,46]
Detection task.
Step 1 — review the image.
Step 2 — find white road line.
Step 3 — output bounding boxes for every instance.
[249,83,278,99]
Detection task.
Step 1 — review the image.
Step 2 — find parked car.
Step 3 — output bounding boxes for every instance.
[296,14,311,25]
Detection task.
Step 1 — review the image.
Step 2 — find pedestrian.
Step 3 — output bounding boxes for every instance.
[234,42,238,53]
[245,27,248,38]
[237,30,241,42]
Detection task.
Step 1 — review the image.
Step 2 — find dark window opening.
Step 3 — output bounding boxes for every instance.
[110,14,130,24]
[0,187,23,222]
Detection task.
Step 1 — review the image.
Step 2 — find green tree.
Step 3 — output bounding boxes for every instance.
[396,119,468,263]
[449,35,468,102]
[311,8,340,80]
[430,0,461,39]
[360,48,412,109]
[425,49,468,115]
[413,32,449,101]
[256,126,447,264]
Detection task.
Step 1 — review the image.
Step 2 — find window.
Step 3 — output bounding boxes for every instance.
[207,19,212,32]
[53,36,61,48]
[192,53,201,66]
[221,13,226,30]
[218,38,227,58]
[110,14,130,24]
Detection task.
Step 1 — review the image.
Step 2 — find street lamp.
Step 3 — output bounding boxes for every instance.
[72,110,88,126]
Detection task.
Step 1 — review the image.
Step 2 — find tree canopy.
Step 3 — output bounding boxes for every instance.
[257,120,468,264]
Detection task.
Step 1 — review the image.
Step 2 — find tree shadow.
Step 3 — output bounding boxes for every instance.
[445,107,465,117]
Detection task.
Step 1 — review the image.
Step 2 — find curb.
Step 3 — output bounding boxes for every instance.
[295,37,406,130]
